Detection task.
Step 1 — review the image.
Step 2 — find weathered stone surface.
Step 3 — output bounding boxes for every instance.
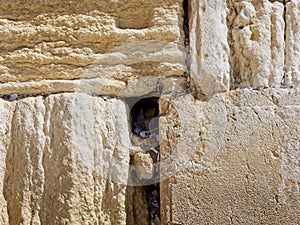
[0,0,300,224]
[285,0,300,88]
[0,93,130,224]
[160,89,300,225]
[189,0,230,98]
[0,78,126,96]
[0,99,14,224]
[228,0,285,88]
[0,0,186,96]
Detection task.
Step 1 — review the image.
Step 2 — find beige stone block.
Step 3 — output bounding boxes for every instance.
[0,0,185,95]
[285,0,300,87]
[0,93,131,224]
[161,89,300,225]
[189,0,230,98]
[0,78,126,96]
[230,0,285,88]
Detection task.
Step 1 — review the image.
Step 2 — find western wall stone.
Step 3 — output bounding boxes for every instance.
[285,0,300,88]
[228,0,285,89]
[189,0,230,98]
[0,93,131,224]
[0,0,186,96]
[160,89,300,225]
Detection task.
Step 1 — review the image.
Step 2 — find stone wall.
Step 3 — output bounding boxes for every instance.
[0,0,299,224]
[160,0,300,224]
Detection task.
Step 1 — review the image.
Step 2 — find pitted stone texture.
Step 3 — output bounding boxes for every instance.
[0,0,185,96]
[189,0,230,98]
[0,93,130,225]
[160,89,300,225]
[228,0,285,89]
[285,0,300,88]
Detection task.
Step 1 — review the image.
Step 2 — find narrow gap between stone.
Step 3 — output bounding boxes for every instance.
[183,0,191,89]
[282,0,288,86]
[125,97,160,225]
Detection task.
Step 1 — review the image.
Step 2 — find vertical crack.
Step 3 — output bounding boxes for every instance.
[125,97,160,225]
[226,1,239,89]
[282,0,288,86]
[183,0,191,88]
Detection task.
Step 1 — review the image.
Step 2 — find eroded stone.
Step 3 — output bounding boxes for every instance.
[229,0,285,88]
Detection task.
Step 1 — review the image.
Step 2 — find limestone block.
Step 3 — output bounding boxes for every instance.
[0,0,186,96]
[229,1,285,88]
[189,0,230,98]
[0,78,126,96]
[1,93,130,224]
[160,89,300,225]
[159,93,211,189]
[285,0,300,87]
[0,75,186,97]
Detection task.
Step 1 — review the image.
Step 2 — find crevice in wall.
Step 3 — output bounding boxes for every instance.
[0,93,41,101]
[0,93,114,101]
[183,0,191,89]
[282,0,288,86]
[226,1,239,90]
[226,1,244,90]
[125,97,160,225]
